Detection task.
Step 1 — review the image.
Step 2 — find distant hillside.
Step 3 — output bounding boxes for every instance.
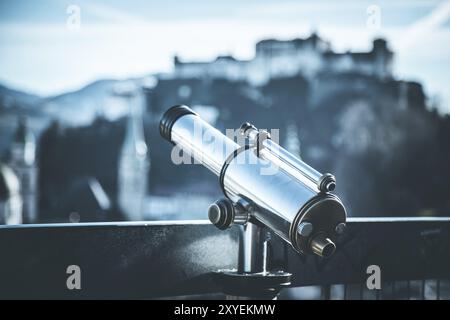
[0,79,145,127]
[41,79,124,125]
[0,84,47,156]
[0,83,43,109]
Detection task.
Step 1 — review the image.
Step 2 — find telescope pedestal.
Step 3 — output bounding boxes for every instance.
[214,223,292,299]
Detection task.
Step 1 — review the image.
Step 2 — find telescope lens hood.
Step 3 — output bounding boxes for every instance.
[159,105,197,143]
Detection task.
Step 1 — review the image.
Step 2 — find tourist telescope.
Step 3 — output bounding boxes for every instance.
[160,105,347,262]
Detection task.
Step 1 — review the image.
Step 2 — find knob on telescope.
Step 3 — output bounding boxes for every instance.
[208,198,235,230]
[208,198,250,229]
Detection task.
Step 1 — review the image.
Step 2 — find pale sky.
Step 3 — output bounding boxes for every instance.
[1,0,450,113]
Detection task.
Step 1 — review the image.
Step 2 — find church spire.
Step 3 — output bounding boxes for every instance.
[115,82,150,221]
[122,98,148,159]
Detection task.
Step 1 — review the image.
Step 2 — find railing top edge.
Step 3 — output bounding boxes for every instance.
[1,216,450,230]
[0,219,211,230]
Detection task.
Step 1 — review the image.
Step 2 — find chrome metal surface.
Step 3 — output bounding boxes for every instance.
[264,138,336,193]
[241,122,336,193]
[223,148,344,250]
[233,203,250,225]
[238,223,268,273]
[171,114,239,175]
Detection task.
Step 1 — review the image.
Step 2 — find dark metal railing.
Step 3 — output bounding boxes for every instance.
[280,217,450,299]
[278,279,450,300]
[0,217,449,299]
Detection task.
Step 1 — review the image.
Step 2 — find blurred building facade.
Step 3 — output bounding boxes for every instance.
[7,118,38,223]
[173,34,393,85]
[0,164,22,224]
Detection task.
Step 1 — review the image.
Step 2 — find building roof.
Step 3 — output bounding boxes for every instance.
[323,51,374,61]
[215,55,237,62]
[256,32,325,49]
[122,103,148,158]
[322,38,392,62]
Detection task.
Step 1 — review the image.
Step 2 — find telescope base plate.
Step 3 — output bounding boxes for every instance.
[213,269,291,299]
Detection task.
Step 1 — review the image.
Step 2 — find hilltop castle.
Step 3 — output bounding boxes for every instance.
[173,33,393,85]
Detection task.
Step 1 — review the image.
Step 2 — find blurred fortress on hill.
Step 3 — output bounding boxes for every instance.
[173,33,393,85]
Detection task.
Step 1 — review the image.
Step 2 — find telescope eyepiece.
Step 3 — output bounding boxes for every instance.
[159,105,197,143]
[310,233,336,258]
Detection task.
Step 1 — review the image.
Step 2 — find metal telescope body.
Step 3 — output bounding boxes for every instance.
[160,105,346,260]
